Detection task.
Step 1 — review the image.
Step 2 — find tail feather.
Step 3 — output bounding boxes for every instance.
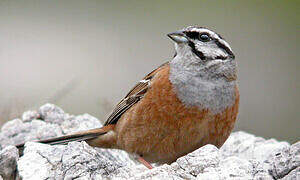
[16,125,114,155]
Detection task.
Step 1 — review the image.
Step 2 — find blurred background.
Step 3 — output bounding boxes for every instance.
[0,0,298,143]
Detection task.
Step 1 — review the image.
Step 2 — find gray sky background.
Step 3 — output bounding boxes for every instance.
[0,0,299,143]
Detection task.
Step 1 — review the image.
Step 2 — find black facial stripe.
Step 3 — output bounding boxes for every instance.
[173,51,177,58]
[214,39,235,59]
[188,41,205,60]
[215,55,227,60]
[185,31,211,42]
[185,31,199,39]
[216,33,224,40]
[184,29,235,60]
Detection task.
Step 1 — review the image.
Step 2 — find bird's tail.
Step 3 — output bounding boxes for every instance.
[16,125,115,155]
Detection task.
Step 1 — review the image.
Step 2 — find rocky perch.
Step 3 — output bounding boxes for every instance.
[0,104,299,180]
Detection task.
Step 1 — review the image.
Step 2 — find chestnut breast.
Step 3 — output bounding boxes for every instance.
[115,64,239,163]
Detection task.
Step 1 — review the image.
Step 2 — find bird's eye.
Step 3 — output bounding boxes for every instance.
[199,33,210,42]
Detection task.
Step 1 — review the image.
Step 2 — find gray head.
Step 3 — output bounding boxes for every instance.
[167,26,238,113]
[168,26,237,81]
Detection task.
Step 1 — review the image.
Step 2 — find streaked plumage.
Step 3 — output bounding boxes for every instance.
[16,26,239,167]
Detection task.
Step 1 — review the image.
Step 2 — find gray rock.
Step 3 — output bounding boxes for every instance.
[290,142,300,173]
[0,146,19,180]
[18,141,130,180]
[0,104,298,179]
[102,164,147,179]
[280,167,300,180]
[21,110,40,122]
[196,152,273,180]
[0,104,102,148]
[0,118,63,147]
[60,113,102,134]
[94,148,137,167]
[220,131,290,163]
[250,160,273,180]
[38,103,66,124]
[269,141,300,179]
[130,164,195,180]
[176,144,220,176]
[219,156,254,179]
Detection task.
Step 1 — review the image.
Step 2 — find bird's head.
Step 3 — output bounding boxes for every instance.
[168,26,237,81]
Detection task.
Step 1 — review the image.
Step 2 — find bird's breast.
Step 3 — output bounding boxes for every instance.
[115,64,239,163]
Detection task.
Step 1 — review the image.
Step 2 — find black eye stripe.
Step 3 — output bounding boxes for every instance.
[185,31,199,39]
[185,31,212,42]
[185,30,235,60]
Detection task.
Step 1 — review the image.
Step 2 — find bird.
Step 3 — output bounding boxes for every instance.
[16,26,239,169]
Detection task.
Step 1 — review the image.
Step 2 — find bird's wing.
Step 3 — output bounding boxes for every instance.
[104,62,169,126]
[15,62,169,154]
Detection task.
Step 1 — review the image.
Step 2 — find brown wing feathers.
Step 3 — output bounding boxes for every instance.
[104,96,140,125]
[15,62,169,153]
[104,62,169,125]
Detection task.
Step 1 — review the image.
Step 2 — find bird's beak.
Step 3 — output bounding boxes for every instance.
[167,31,188,43]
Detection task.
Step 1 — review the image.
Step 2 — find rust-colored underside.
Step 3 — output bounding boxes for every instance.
[114,64,239,163]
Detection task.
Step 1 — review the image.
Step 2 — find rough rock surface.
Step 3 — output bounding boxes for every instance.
[0,146,19,180]
[0,104,298,179]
